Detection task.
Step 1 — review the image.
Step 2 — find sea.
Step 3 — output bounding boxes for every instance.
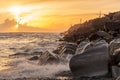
[0,33,69,79]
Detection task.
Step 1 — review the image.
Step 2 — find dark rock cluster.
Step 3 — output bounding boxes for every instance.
[63,11,120,42]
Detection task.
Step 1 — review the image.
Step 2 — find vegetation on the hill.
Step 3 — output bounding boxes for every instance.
[63,11,120,42]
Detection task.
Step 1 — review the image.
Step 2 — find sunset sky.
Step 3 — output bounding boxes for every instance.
[0,0,120,32]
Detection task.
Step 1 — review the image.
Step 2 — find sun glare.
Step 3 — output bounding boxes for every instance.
[8,6,32,27]
[15,24,19,28]
[9,6,23,16]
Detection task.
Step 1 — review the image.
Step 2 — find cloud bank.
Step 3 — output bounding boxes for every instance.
[0,18,49,32]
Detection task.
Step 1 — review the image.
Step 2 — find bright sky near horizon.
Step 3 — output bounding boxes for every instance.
[0,0,120,32]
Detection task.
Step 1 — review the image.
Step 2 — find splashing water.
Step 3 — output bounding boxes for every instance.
[0,33,69,79]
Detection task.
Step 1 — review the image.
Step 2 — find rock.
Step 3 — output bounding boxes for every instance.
[58,43,77,55]
[29,56,39,60]
[112,66,120,78]
[31,51,43,55]
[39,51,60,65]
[109,38,120,55]
[69,40,109,77]
[113,48,120,66]
[113,11,120,21]
[75,40,90,54]
[96,31,111,37]
[52,44,64,54]
[116,76,120,80]
[105,21,120,31]
[53,42,77,55]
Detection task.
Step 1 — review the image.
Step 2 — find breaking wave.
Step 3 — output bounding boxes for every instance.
[0,33,69,79]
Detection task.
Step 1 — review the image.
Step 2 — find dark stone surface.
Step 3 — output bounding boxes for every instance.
[75,40,90,54]
[39,51,60,65]
[112,66,120,78]
[28,56,39,60]
[69,40,109,77]
[109,39,120,55]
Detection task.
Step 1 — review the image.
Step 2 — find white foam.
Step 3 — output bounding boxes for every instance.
[0,60,69,79]
[0,33,69,79]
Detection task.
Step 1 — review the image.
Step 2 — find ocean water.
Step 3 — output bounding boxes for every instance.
[0,33,69,79]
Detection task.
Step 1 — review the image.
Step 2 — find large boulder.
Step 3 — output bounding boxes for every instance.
[69,40,109,77]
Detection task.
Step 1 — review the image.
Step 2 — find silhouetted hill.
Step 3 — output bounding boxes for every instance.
[63,11,120,42]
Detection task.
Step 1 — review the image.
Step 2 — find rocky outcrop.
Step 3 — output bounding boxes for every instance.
[63,11,120,42]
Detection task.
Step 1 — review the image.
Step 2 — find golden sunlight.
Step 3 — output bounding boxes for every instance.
[8,6,31,26]
[9,6,23,16]
[15,24,19,28]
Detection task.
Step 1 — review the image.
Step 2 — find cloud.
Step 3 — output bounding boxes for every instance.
[18,24,50,32]
[0,18,49,32]
[0,19,16,31]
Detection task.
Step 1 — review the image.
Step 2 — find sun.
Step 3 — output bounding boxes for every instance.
[15,24,19,28]
[9,6,22,16]
[8,6,31,28]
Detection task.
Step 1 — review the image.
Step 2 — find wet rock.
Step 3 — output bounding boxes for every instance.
[109,38,120,55]
[56,42,77,55]
[31,51,43,55]
[39,51,60,65]
[112,48,120,66]
[69,40,109,77]
[112,66,120,78]
[29,56,39,60]
[75,40,90,54]
[24,49,31,52]
[52,44,64,54]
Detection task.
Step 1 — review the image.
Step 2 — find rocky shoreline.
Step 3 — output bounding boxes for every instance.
[4,11,120,80]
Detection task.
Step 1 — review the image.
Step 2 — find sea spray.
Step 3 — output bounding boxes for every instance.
[0,33,70,79]
[0,61,69,79]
